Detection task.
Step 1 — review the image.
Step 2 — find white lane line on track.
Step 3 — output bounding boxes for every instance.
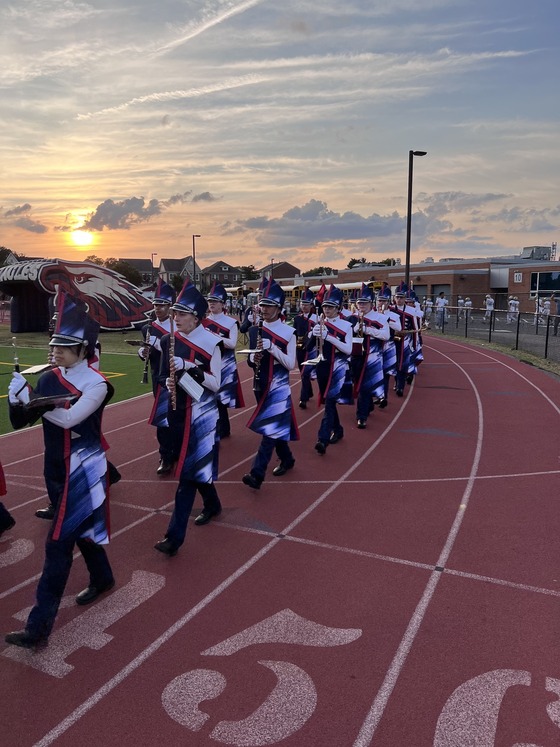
[31,382,413,747]
[353,345,485,746]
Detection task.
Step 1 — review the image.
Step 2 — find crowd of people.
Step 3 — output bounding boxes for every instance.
[2,278,427,649]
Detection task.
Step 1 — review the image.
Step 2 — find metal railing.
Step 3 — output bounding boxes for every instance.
[426,307,560,362]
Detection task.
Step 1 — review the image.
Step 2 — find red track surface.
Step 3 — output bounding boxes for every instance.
[1,336,559,746]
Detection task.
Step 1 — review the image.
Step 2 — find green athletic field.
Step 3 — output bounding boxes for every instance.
[0,331,149,437]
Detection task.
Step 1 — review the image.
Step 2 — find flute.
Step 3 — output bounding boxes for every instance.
[169,314,177,410]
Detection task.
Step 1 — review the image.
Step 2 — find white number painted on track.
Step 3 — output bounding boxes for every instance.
[2,570,165,677]
[434,669,560,746]
[161,608,361,745]
[0,538,34,568]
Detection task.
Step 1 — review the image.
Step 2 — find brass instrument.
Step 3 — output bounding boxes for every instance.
[169,314,177,410]
[253,317,264,394]
[302,314,326,365]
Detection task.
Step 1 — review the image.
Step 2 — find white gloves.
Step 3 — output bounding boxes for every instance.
[312,324,327,339]
[138,346,148,360]
[259,339,272,351]
[172,357,196,372]
[8,372,30,405]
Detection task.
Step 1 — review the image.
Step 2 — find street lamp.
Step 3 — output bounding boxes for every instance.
[270,258,274,279]
[192,234,201,288]
[150,252,158,285]
[404,150,427,293]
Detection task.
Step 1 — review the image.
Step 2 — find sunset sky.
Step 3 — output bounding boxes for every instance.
[1,0,558,273]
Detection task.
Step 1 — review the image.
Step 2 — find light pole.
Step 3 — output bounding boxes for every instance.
[270,257,274,279]
[404,150,427,293]
[150,252,158,285]
[192,234,201,288]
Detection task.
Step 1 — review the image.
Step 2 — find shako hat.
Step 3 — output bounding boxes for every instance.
[357,283,374,303]
[49,291,99,348]
[300,288,315,304]
[153,280,175,305]
[259,278,285,308]
[321,284,343,308]
[172,278,208,319]
[206,282,228,304]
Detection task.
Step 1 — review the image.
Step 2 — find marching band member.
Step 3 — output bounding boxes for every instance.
[350,284,390,429]
[242,279,299,489]
[406,295,424,382]
[378,294,402,405]
[153,280,223,557]
[5,293,115,649]
[313,285,353,454]
[0,462,15,537]
[139,280,177,475]
[293,288,318,409]
[203,282,244,438]
[390,291,416,397]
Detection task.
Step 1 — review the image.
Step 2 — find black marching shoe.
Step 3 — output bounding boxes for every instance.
[357,419,367,430]
[5,630,48,649]
[0,516,15,538]
[272,461,295,477]
[396,389,404,397]
[242,473,262,490]
[35,504,55,520]
[76,580,115,606]
[154,538,179,557]
[378,398,388,409]
[194,506,222,526]
[156,460,174,476]
[329,431,343,445]
[406,374,414,385]
[314,441,327,455]
[298,401,307,410]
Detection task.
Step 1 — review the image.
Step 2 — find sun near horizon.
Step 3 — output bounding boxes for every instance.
[70,230,94,248]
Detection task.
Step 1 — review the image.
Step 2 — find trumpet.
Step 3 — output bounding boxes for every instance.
[303,314,326,365]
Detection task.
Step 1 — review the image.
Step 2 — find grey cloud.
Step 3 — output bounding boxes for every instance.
[192,192,218,202]
[5,203,32,217]
[417,192,510,218]
[82,196,161,231]
[227,199,450,249]
[14,216,48,233]
[163,192,192,206]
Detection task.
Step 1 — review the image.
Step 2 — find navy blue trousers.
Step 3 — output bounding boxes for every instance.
[166,480,222,547]
[251,436,294,481]
[26,530,113,639]
[318,397,342,443]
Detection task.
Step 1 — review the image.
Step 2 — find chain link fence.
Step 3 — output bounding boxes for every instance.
[426,306,560,363]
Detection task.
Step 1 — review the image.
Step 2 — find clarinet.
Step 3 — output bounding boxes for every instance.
[141,315,152,384]
[253,317,264,394]
[12,336,20,372]
[169,315,177,410]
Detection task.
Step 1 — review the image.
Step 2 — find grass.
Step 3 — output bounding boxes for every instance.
[0,331,150,436]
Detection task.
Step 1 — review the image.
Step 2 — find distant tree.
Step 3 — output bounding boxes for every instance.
[0,246,23,266]
[379,258,397,266]
[239,265,259,281]
[302,266,336,277]
[347,257,369,269]
[170,274,184,293]
[104,260,142,286]
[85,254,104,265]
